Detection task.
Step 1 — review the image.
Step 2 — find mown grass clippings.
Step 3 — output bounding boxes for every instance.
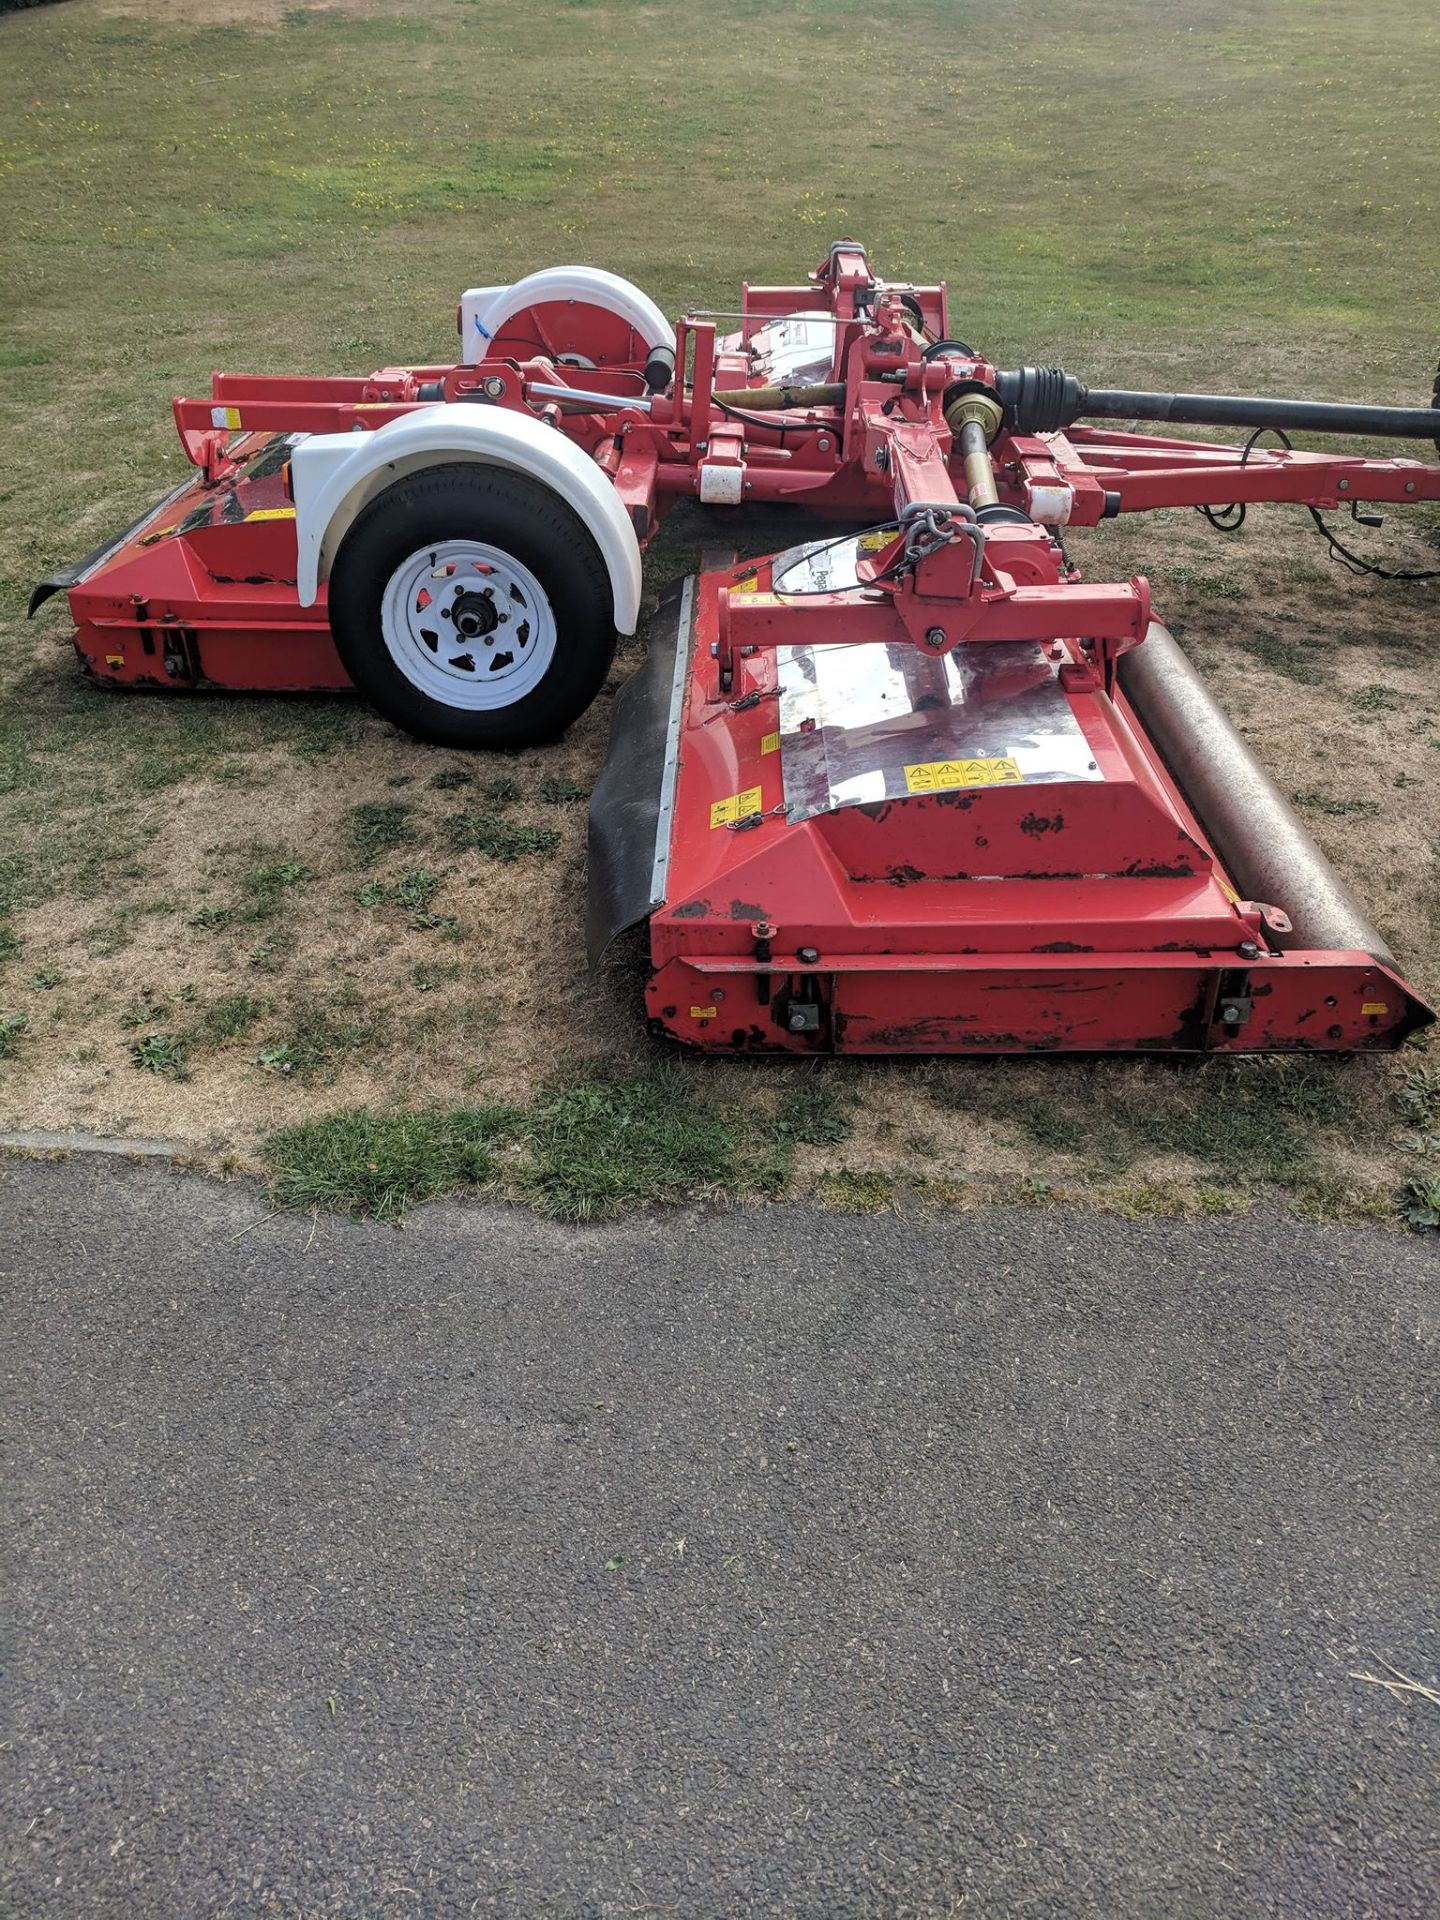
[814,1168,897,1213]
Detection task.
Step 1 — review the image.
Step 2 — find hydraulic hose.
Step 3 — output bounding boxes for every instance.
[711,382,846,411]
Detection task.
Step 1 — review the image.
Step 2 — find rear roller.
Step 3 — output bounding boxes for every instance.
[328,464,616,749]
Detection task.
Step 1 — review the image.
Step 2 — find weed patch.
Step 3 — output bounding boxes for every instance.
[773,1072,856,1148]
[256,991,390,1084]
[348,802,418,865]
[446,812,561,863]
[130,1033,189,1079]
[815,1169,897,1211]
[355,867,445,915]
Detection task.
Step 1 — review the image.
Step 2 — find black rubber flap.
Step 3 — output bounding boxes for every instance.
[585,574,694,966]
[27,476,199,617]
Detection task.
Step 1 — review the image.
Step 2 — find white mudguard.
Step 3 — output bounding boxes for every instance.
[288,403,643,632]
[458,266,675,368]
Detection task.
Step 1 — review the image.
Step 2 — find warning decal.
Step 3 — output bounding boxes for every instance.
[245,507,297,522]
[903,756,1023,796]
[709,785,763,829]
[760,730,780,756]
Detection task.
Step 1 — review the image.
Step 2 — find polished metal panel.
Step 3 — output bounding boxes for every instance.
[774,537,1103,824]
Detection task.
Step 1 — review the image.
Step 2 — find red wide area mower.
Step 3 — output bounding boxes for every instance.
[30,243,1440,1054]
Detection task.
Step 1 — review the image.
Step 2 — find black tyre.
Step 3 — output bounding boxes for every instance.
[328,463,616,749]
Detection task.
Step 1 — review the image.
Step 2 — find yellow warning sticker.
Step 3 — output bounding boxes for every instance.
[760,730,780,756]
[211,405,242,431]
[729,575,760,595]
[858,529,895,551]
[709,785,763,829]
[104,653,125,668]
[689,1005,718,1020]
[1361,1001,1388,1017]
[903,756,1023,795]
[245,507,297,522]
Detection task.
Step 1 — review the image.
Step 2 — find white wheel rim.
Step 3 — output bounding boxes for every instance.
[379,539,557,710]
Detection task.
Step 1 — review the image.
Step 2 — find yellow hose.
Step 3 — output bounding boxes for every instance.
[711,382,846,412]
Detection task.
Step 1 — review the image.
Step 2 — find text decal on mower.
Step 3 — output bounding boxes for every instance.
[903,756,1023,795]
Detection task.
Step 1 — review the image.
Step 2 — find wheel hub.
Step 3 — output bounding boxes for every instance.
[450,588,499,640]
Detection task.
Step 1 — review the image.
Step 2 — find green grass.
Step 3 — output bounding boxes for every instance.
[540,777,589,805]
[523,1068,786,1219]
[262,1065,792,1220]
[265,1103,521,1220]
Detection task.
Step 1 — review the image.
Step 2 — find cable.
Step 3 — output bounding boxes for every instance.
[1305,503,1440,581]
[1194,424,1284,532]
[1196,424,1439,581]
[709,392,840,442]
[768,522,907,598]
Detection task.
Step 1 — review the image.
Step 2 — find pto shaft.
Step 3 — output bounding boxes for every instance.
[996,366,1440,441]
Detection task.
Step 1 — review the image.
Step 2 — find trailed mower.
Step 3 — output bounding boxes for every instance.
[30,243,1440,1054]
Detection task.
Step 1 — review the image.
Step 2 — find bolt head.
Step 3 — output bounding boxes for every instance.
[924,627,947,650]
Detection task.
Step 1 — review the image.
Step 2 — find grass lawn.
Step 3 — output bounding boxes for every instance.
[1,0,1438,1223]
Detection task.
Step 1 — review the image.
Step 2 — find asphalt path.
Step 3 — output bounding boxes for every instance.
[3,1154,1437,1917]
